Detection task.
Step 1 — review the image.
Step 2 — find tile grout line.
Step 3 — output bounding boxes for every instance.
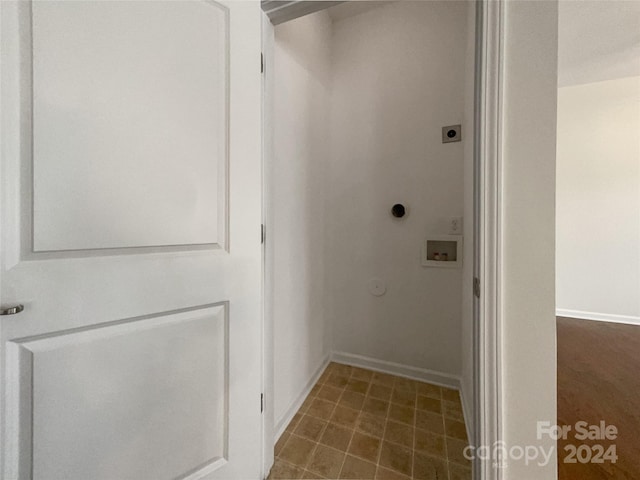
[283,365,332,477]
[307,365,348,478]
[275,401,310,472]
[297,409,451,471]
[336,367,366,479]
[357,371,379,477]
[373,375,395,479]
[301,383,323,475]
[274,430,293,466]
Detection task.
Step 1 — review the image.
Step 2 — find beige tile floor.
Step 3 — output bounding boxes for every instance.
[269,363,471,480]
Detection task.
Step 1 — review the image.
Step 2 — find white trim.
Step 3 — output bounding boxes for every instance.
[261,12,275,479]
[331,352,461,391]
[474,1,504,479]
[556,309,640,326]
[274,354,331,441]
[459,383,474,449]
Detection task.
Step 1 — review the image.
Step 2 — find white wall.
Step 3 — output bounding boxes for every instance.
[501,1,558,477]
[556,76,640,323]
[326,1,468,378]
[272,11,333,428]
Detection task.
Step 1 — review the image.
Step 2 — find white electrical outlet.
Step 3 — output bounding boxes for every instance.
[449,217,463,234]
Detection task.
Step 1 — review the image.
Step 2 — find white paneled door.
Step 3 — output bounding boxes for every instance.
[0,1,263,479]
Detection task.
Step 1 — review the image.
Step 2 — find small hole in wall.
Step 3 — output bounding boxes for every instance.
[391,204,406,218]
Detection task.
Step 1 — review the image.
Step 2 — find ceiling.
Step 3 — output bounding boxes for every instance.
[262,0,393,25]
[262,1,344,25]
[326,1,392,22]
[558,0,640,87]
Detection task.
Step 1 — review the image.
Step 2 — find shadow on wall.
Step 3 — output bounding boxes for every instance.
[272,11,333,423]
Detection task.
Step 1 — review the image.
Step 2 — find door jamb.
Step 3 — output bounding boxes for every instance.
[473,1,505,479]
[259,2,506,479]
[260,11,275,480]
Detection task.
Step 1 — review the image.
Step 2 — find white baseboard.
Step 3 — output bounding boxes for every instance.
[556,309,640,326]
[459,382,473,444]
[274,353,331,441]
[331,351,461,391]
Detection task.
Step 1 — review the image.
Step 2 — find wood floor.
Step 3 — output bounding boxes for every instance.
[269,363,471,480]
[557,317,640,480]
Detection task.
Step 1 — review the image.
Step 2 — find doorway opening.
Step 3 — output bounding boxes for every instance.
[262,2,478,478]
[556,1,640,478]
